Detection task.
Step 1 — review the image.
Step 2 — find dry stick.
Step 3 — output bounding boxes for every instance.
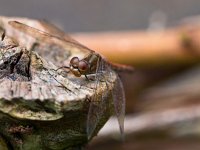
[95,104,200,139]
[72,25,200,67]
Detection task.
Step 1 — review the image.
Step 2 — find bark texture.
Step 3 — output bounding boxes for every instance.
[0,16,116,150]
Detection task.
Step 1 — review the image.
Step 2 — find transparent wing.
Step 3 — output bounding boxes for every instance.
[39,20,82,44]
[38,20,67,38]
[87,56,109,139]
[86,88,109,140]
[105,59,126,139]
[112,74,126,139]
[87,57,126,139]
[8,21,93,54]
[103,57,126,138]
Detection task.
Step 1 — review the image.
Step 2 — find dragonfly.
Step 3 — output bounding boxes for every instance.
[9,21,132,139]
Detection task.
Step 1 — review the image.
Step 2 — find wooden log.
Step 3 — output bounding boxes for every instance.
[0,16,118,149]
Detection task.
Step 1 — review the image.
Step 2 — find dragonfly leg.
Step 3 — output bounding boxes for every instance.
[56,66,70,71]
[55,66,70,77]
[84,74,95,81]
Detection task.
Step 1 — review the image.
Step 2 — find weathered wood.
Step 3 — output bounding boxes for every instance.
[0,16,117,149]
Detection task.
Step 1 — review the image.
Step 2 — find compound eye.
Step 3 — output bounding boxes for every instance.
[78,60,89,72]
[70,57,79,68]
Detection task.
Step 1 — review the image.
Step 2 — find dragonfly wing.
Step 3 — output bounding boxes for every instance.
[112,74,126,138]
[87,56,110,139]
[9,21,55,42]
[104,59,126,138]
[39,20,84,45]
[39,20,66,38]
[8,21,94,54]
[86,88,109,139]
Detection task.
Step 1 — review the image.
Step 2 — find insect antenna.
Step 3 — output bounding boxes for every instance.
[56,66,70,72]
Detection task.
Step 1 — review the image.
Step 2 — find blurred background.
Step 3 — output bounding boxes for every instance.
[2,0,200,149]
[1,0,200,32]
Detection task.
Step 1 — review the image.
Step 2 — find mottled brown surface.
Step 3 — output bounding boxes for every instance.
[0,16,117,149]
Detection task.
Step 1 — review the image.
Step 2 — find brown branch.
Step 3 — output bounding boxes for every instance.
[72,24,200,67]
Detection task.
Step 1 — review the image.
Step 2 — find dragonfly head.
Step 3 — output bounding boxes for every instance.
[78,60,90,74]
[70,57,79,68]
[70,57,90,77]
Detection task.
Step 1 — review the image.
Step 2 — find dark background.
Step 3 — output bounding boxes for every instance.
[1,0,200,32]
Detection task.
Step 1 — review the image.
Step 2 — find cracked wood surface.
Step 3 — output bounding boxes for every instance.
[0,16,117,150]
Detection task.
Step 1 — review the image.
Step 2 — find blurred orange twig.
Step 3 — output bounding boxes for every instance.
[72,24,200,67]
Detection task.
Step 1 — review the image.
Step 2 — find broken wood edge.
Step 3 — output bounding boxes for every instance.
[0,16,119,149]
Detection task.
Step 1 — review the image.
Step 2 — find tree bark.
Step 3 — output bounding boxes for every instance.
[0,16,116,150]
